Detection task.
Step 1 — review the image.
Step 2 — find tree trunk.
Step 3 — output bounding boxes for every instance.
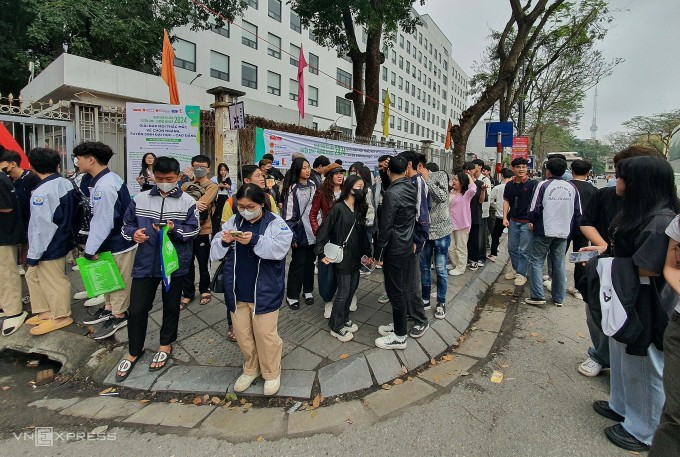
[354,28,382,140]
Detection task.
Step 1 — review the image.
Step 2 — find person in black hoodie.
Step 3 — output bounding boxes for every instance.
[316,175,370,342]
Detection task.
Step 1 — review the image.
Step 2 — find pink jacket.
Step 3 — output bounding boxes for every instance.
[449,183,477,231]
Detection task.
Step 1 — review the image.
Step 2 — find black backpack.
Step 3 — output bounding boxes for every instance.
[70,180,92,247]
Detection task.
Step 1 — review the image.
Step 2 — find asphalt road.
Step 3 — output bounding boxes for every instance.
[1,266,631,457]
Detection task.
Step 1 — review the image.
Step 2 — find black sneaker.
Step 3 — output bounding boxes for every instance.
[423,300,431,311]
[93,313,128,340]
[409,323,430,338]
[83,307,112,325]
[305,296,314,306]
[435,304,446,319]
[469,262,479,271]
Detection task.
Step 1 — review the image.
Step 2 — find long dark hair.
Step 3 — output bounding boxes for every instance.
[357,165,373,188]
[349,161,365,175]
[282,157,309,196]
[320,171,341,207]
[454,172,470,193]
[235,183,271,212]
[139,153,156,176]
[338,175,368,226]
[611,156,680,237]
[217,163,229,181]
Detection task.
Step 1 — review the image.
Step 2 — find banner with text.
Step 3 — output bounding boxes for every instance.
[254,128,396,169]
[125,103,201,195]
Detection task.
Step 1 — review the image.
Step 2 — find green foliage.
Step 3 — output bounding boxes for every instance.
[608,109,680,157]
[0,0,246,96]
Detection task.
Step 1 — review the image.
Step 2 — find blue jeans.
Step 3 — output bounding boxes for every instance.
[528,235,567,304]
[317,255,337,303]
[508,220,532,276]
[420,235,451,305]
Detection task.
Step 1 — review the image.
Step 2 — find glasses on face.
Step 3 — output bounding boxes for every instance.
[514,165,528,170]
[237,204,261,211]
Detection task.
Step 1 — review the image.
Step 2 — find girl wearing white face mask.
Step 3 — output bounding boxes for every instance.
[210,184,293,396]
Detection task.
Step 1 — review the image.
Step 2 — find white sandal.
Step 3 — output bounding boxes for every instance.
[2,311,28,336]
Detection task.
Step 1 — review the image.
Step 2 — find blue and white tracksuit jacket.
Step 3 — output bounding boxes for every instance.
[122,187,199,278]
[282,181,316,247]
[528,177,582,239]
[210,211,293,315]
[83,169,136,259]
[26,174,76,266]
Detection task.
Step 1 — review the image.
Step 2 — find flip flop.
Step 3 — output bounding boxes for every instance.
[180,296,193,311]
[149,348,172,371]
[115,355,142,382]
[29,317,73,336]
[1,312,28,336]
[200,293,212,305]
[25,315,49,326]
[226,325,237,342]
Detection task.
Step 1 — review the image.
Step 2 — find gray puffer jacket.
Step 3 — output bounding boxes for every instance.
[425,171,453,240]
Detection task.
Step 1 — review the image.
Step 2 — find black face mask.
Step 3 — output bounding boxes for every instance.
[352,188,366,200]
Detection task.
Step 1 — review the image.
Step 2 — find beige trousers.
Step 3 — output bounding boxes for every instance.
[25,256,71,318]
[232,301,282,380]
[0,245,22,316]
[448,228,470,272]
[105,248,136,314]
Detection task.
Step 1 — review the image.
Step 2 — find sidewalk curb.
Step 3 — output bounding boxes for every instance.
[26,244,515,441]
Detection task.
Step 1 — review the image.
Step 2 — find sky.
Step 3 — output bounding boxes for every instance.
[415,0,680,141]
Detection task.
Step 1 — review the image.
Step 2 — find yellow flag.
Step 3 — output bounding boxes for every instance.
[382,89,391,138]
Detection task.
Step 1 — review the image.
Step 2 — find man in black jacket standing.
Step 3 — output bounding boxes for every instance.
[374,156,417,350]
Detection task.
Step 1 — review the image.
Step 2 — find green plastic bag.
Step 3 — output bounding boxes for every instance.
[76,251,125,298]
[160,226,179,290]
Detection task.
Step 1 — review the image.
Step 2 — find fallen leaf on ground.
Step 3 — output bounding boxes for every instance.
[430,358,436,366]
[312,395,321,409]
[240,398,246,405]
[339,353,350,360]
[490,371,504,383]
[99,387,114,395]
[90,425,108,435]
[192,396,203,406]
[222,401,232,408]
[311,411,318,418]
[243,402,253,409]
[471,326,477,331]
[401,366,408,374]
[210,396,221,405]
[169,398,179,403]
[501,364,510,368]
[208,338,216,344]
[225,392,238,402]
[393,378,404,385]
[441,354,455,362]
[530,332,539,337]
[202,394,210,402]
[256,435,264,442]
[432,375,442,385]
[345,418,353,425]
[381,384,392,390]
[139,399,151,404]
[461,372,470,376]
[459,335,467,343]
[577,331,586,339]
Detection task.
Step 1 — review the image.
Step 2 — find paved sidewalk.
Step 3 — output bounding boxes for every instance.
[2,241,509,399]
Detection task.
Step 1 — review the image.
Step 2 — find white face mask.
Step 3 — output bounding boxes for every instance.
[157,182,176,193]
[239,207,262,221]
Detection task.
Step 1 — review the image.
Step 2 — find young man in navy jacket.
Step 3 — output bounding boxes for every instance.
[72,142,137,340]
[24,148,76,335]
[115,156,199,381]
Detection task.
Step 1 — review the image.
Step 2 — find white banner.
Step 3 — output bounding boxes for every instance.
[125,103,201,195]
[255,128,396,170]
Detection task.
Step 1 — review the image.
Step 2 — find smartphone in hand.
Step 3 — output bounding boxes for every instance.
[229,230,244,238]
[568,251,599,263]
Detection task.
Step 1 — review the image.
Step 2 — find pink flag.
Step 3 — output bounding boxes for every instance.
[297,44,308,118]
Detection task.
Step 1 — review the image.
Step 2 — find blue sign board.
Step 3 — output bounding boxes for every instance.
[484,122,514,148]
[527,155,536,170]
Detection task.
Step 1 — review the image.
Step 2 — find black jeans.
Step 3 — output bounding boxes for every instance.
[479,217,489,257]
[127,275,184,357]
[182,234,211,298]
[383,254,411,338]
[571,234,589,290]
[286,245,315,300]
[490,216,506,256]
[467,224,481,262]
[328,270,360,332]
[405,250,428,326]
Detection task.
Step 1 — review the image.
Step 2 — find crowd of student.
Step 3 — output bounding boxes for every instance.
[0,142,679,454]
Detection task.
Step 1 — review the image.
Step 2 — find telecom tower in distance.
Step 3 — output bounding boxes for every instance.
[590,86,599,142]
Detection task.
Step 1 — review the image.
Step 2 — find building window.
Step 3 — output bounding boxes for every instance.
[405,81,410,92]
[406,61,410,73]
[418,51,422,63]
[309,86,318,106]
[398,76,403,90]
[267,33,281,59]
[398,118,402,130]
[267,71,280,95]
[268,0,281,21]
[309,27,316,40]
[246,0,258,8]
[390,115,394,128]
[397,97,402,110]
[289,79,298,100]
[309,53,319,75]
[399,34,404,48]
[337,68,352,89]
[405,100,409,112]
[290,11,301,33]
[382,67,387,82]
[404,120,408,131]
[399,56,404,69]
[211,24,229,38]
[290,44,300,66]
[242,21,258,49]
[173,38,196,71]
[390,71,396,86]
[391,50,396,64]
[241,62,257,89]
[209,51,229,81]
[336,96,352,116]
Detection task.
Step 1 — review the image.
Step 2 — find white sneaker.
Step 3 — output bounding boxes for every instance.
[330,328,353,342]
[72,265,80,271]
[233,373,259,392]
[514,274,527,286]
[343,321,359,333]
[73,291,89,300]
[578,357,603,377]
[264,376,281,396]
[18,266,25,276]
[377,293,390,304]
[375,333,407,350]
[568,287,583,300]
[349,295,357,311]
[543,274,549,281]
[544,279,552,291]
[446,263,453,269]
[448,268,464,276]
[378,323,394,336]
[324,302,333,319]
[83,295,105,307]
[504,271,517,280]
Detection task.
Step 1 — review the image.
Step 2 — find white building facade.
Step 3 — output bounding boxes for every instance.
[171,2,468,152]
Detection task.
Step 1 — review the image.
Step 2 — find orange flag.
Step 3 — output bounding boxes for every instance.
[161,30,180,105]
[444,118,452,150]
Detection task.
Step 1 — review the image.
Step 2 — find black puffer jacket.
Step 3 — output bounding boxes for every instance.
[376,177,417,260]
[315,201,369,273]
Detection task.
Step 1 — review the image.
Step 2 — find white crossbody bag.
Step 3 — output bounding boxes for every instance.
[323,221,356,264]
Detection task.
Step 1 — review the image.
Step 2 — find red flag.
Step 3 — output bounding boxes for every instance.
[161,29,180,105]
[297,44,308,118]
[444,119,452,150]
[0,123,29,168]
